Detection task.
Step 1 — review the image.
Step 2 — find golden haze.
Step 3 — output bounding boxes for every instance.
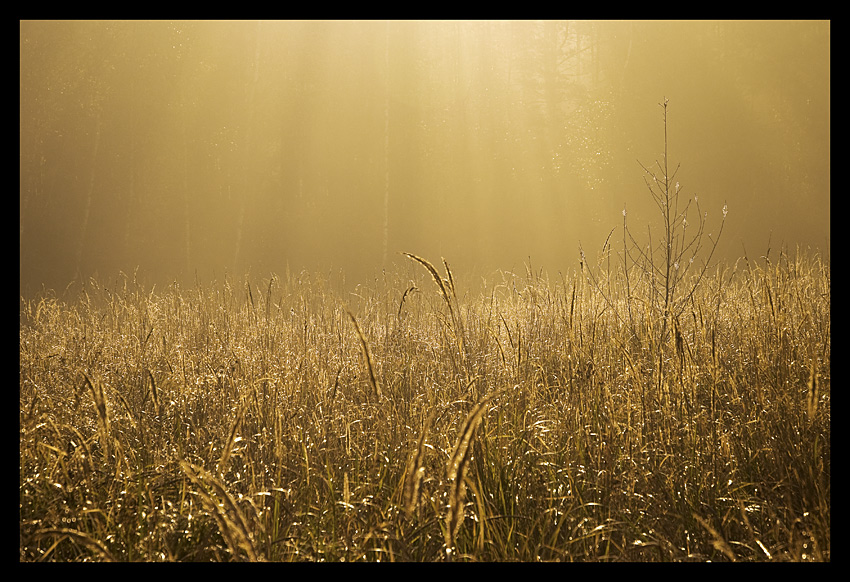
[19,20,829,292]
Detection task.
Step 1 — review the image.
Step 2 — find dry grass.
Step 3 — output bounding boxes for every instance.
[20,248,829,561]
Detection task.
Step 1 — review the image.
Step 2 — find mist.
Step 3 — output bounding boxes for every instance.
[19,20,830,295]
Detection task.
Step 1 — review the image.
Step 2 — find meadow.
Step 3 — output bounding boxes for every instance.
[19,244,829,561]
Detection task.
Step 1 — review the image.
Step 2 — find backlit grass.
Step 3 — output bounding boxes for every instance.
[19,247,829,561]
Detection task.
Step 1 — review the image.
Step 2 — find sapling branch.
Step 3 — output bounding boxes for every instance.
[579,97,728,371]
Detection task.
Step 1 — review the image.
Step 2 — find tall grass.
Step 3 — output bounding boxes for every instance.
[20,245,829,561]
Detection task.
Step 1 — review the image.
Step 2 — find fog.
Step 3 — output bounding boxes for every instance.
[20,20,830,295]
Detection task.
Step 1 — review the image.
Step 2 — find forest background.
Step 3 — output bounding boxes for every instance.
[19,20,830,294]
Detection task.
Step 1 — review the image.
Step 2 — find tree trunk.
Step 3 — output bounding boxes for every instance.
[76,110,102,275]
[382,21,390,266]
